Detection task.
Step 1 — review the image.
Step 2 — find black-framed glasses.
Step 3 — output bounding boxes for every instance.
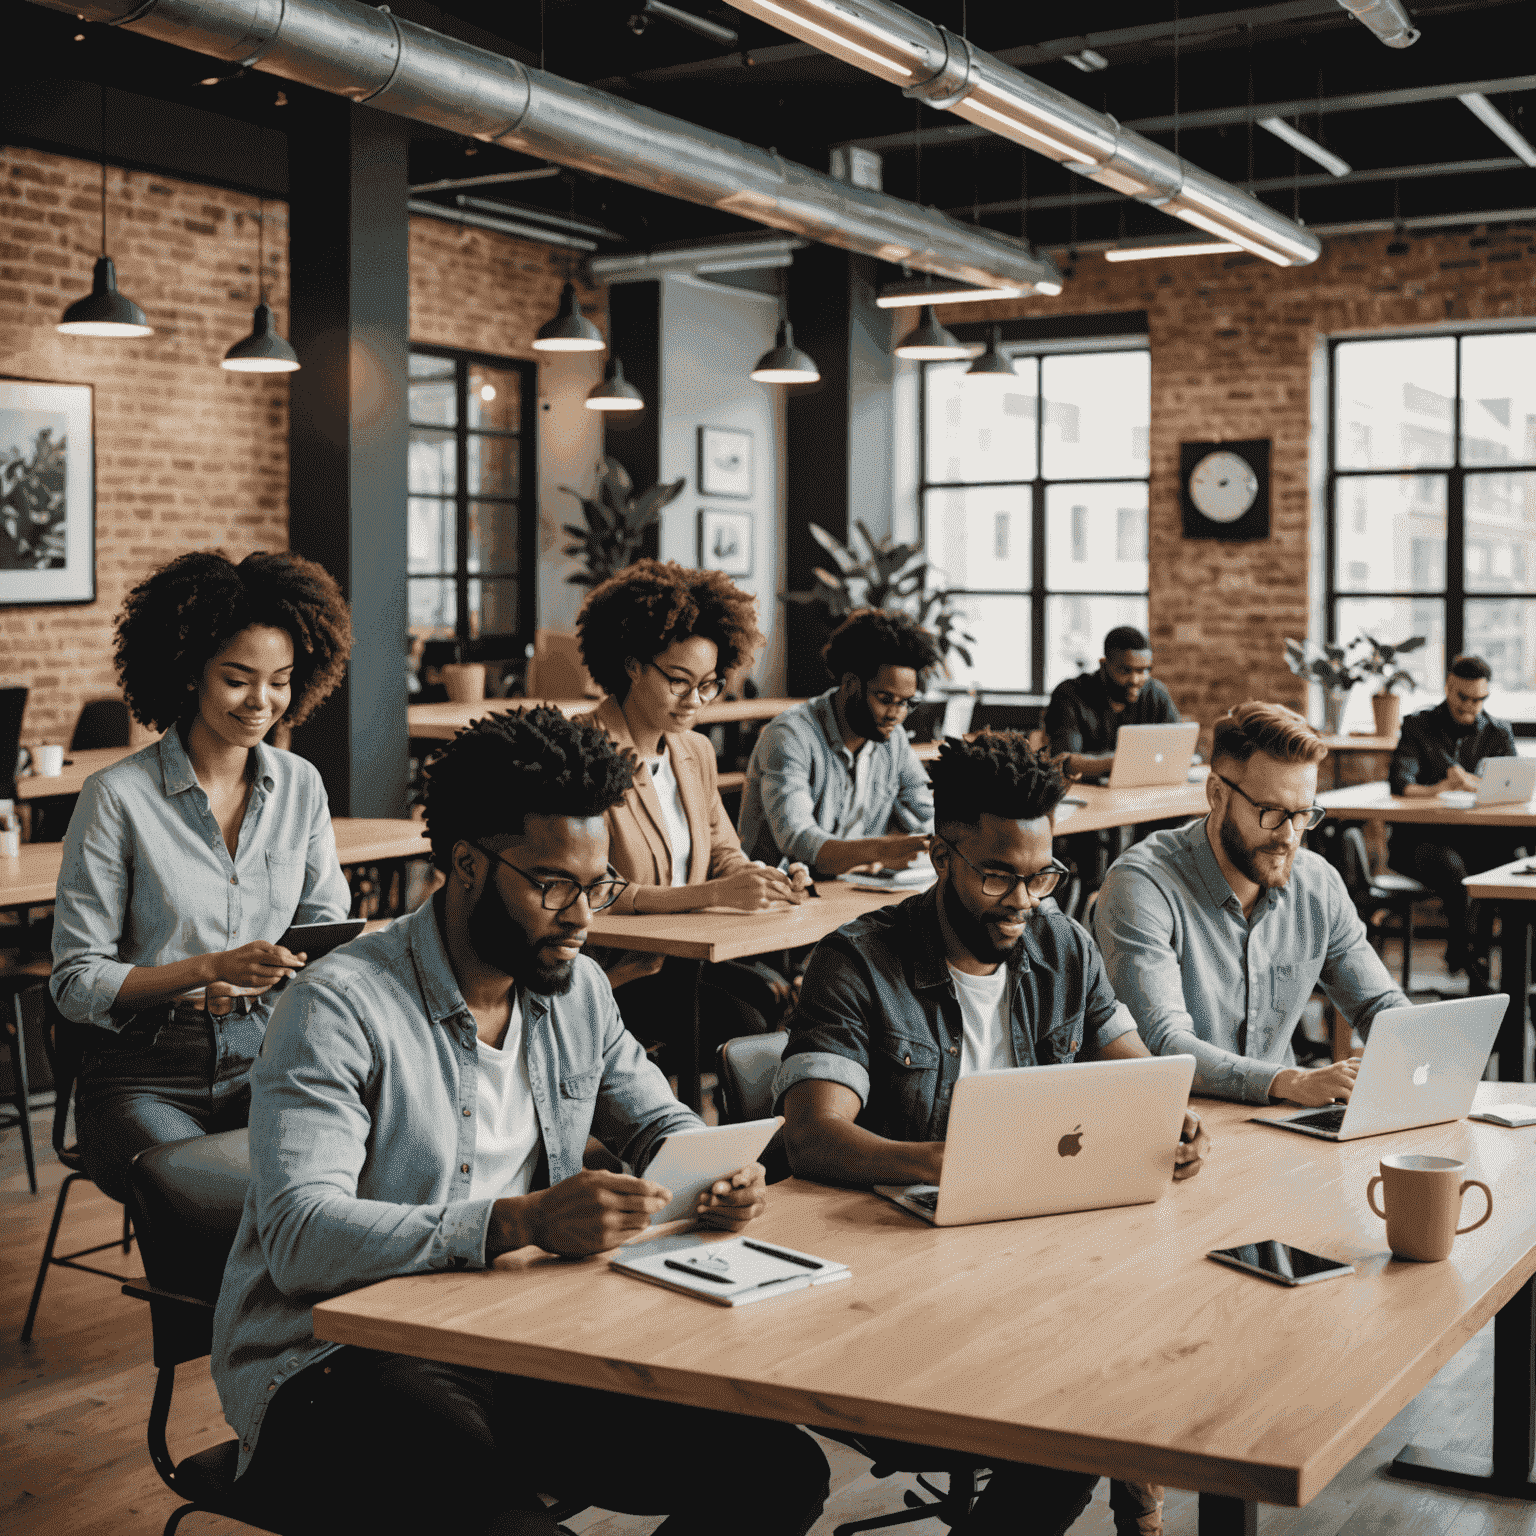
[646,660,724,704]
[1214,773,1326,832]
[475,844,629,913]
[864,686,916,713]
[939,837,1070,899]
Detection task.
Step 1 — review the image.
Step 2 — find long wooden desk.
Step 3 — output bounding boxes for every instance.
[13,744,139,801]
[1464,857,1536,1084]
[1319,780,1536,829]
[409,695,805,742]
[314,1087,1536,1526]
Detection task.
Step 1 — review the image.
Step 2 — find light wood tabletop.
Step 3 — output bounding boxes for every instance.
[1319,781,1536,828]
[1464,856,1536,903]
[13,744,139,801]
[1317,733,1398,754]
[1056,771,1211,835]
[408,696,806,741]
[312,1086,1536,1512]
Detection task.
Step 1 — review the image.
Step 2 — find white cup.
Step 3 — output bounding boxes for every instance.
[1,827,19,858]
[36,744,65,776]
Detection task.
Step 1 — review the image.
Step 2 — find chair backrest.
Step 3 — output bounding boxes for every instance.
[716,1032,789,1124]
[0,686,26,799]
[1340,825,1374,897]
[902,700,945,743]
[968,702,1043,735]
[69,698,131,750]
[527,628,601,700]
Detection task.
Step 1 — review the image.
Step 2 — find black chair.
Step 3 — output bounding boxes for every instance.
[1338,825,1429,993]
[21,1003,135,1342]
[967,702,1043,736]
[0,965,50,1194]
[902,700,945,744]
[70,697,132,750]
[0,685,25,800]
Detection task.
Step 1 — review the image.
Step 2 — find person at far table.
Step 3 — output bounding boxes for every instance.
[738,606,937,876]
[1045,624,1179,783]
[1095,702,1409,1106]
[50,550,354,1204]
[212,707,830,1536]
[1387,654,1520,985]
[775,731,1207,1536]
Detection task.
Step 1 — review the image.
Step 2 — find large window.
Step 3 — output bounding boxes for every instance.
[920,347,1151,693]
[1328,330,1536,727]
[408,345,535,646]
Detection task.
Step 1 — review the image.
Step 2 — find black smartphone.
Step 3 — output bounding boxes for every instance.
[276,919,366,960]
[1207,1242,1353,1287]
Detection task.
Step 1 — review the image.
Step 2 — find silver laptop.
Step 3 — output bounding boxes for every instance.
[875,1055,1196,1227]
[1438,757,1536,810]
[1253,994,1505,1142]
[1108,722,1201,789]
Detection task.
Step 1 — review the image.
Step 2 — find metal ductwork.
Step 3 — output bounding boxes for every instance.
[26,0,1063,298]
[1334,0,1421,48]
[725,0,1322,267]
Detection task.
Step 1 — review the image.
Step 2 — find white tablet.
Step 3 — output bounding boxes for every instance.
[642,1118,783,1225]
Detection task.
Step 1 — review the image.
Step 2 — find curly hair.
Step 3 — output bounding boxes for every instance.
[113,551,352,732]
[576,559,765,699]
[1210,701,1326,769]
[928,729,1067,830]
[422,706,638,872]
[822,608,942,686]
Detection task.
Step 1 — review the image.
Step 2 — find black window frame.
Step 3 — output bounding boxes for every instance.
[1325,326,1536,733]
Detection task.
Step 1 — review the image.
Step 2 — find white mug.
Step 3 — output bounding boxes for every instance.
[36,743,65,776]
[1,826,19,858]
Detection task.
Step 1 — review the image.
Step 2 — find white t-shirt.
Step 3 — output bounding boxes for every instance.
[468,994,544,1201]
[647,746,693,887]
[948,962,1015,1078]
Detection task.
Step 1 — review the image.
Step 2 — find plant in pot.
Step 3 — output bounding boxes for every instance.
[1356,632,1425,738]
[438,639,486,705]
[1284,637,1368,736]
[561,456,686,588]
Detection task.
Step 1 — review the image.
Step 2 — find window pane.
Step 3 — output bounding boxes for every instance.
[924,357,1038,484]
[1045,483,1148,592]
[468,577,519,639]
[1460,333,1536,467]
[408,497,454,576]
[1045,595,1149,691]
[408,429,455,496]
[1466,472,1536,592]
[468,365,521,433]
[408,577,455,636]
[1334,336,1455,470]
[937,594,1031,691]
[923,487,1031,592]
[409,362,456,429]
[1333,596,1445,730]
[1040,351,1149,480]
[1465,598,1536,722]
[1333,474,1446,592]
[469,502,519,576]
[468,433,520,497]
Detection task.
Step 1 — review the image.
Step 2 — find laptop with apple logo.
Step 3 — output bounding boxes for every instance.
[874,1055,1196,1227]
[1254,993,1506,1142]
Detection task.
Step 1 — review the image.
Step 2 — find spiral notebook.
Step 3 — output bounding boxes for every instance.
[611,1233,851,1307]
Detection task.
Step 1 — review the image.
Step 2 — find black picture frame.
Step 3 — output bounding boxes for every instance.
[1180,438,1271,542]
[698,425,754,500]
[698,507,753,577]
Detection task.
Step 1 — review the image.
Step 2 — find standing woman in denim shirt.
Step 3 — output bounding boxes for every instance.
[50,550,354,1202]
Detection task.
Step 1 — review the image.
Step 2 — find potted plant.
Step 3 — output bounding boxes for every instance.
[1284,637,1367,736]
[439,638,486,704]
[1356,632,1425,738]
[561,456,686,588]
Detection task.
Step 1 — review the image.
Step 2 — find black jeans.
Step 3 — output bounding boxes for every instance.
[237,1347,830,1536]
[1390,831,1522,964]
[615,956,779,1069]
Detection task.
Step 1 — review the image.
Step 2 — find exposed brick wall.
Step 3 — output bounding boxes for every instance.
[1,143,290,746]
[954,224,1536,735]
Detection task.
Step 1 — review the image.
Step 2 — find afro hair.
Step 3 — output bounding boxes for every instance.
[822,607,943,686]
[928,730,1067,831]
[422,705,638,872]
[113,550,353,732]
[576,558,765,699]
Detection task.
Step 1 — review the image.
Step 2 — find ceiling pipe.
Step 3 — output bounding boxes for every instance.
[1334,0,1421,47]
[407,198,599,252]
[593,236,806,282]
[725,0,1321,267]
[27,0,1062,300]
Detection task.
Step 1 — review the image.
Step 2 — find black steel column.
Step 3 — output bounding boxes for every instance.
[605,281,662,559]
[285,100,410,818]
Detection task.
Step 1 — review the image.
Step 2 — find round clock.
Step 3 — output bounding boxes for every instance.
[1188,449,1260,524]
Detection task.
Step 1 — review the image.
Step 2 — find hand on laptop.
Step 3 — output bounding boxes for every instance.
[1442,763,1481,793]
[1173,1111,1210,1181]
[695,1163,769,1231]
[1270,1055,1361,1107]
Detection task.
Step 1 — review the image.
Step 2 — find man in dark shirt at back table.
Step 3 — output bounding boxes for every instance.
[1387,653,1521,982]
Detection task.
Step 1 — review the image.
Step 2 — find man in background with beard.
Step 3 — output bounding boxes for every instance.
[1094,701,1407,1106]
[774,731,1207,1536]
[212,707,830,1536]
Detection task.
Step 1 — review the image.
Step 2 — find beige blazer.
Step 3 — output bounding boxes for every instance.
[577,696,751,914]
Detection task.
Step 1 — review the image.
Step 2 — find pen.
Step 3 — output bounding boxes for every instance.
[742,1239,822,1270]
[664,1258,732,1284]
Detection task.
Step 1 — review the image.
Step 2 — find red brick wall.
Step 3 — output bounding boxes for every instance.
[1,144,290,747]
[953,224,1536,734]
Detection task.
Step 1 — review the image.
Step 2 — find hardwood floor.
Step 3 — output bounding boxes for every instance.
[3,1113,1531,1536]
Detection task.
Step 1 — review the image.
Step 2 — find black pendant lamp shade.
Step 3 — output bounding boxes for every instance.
[57,254,153,337]
[894,305,969,361]
[533,282,605,352]
[750,319,820,384]
[965,325,1016,381]
[221,300,301,372]
[585,356,645,411]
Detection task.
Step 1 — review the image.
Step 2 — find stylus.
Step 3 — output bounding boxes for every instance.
[664,1259,732,1284]
[742,1239,822,1270]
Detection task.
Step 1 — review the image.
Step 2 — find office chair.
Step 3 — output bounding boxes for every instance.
[1338,825,1428,993]
[1,967,49,1194]
[69,698,132,751]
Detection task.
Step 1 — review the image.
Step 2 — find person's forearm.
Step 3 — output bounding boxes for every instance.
[1069,752,1115,779]
[784,1114,940,1187]
[112,955,220,1011]
[1267,1068,1305,1102]
[630,883,709,914]
[808,837,907,876]
[486,1192,540,1258]
[1398,782,1442,798]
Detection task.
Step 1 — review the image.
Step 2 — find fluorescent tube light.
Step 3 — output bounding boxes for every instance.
[1258,118,1352,178]
[1458,93,1536,168]
[876,276,1024,308]
[1105,240,1241,262]
[964,99,1084,161]
[750,0,913,79]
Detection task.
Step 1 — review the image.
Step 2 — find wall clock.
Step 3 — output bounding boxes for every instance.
[1179,439,1270,541]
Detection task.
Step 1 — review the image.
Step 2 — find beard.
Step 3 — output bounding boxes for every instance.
[1101,667,1136,704]
[844,684,890,741]
[466,877,579,995]
[1218,810,1298,891]
[941,875,1030,967]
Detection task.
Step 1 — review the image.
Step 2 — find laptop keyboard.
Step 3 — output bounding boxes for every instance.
[1292,1105,1347,1132]
[907,1189,940,1212]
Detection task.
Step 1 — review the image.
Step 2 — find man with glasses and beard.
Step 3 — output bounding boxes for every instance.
[773,731,1208,1536]
[213,707,830,1536]
[1095,701,1408,1106]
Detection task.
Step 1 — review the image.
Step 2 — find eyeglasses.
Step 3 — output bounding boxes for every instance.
[475,844,629,913]
[646,660,724,704]
[939,837,1070,899]
[1214,773,1326,832]
[864,686,916,713]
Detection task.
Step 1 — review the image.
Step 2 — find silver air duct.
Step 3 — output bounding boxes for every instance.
[27,0,1063,298]
[724,0,1322,267]
[1334,0,1421,47]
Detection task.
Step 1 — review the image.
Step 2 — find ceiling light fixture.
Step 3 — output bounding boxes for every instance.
[876,274,1024,308]
[1258,118,1351,178]
[894,305,970,361]
[1458,92,1536,168]
[1064,49,1108,72]
[222,145,298,371]
[964,325,1016,381]
[533,281,605,351]
[749,0,914,79]
[751,319,820,384]
[1105,239,1242,262]
[585,357,645,411]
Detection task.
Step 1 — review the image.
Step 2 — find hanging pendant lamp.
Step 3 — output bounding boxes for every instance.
[534,281,605,352]
[751,319,820,384]
[965,325,1016,381]
[585,357,644,411]
[222,298,300,372]
[894,305,969,361]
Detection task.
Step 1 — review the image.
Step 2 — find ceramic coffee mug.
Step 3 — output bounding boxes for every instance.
[36,743,65,776]
[1367,1153,1493,1262]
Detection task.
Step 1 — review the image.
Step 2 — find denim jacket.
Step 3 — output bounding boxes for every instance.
[773,886,1135,1141]
[212,897,701,1477]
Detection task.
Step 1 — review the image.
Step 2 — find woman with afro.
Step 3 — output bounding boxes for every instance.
[51,550,354,1202]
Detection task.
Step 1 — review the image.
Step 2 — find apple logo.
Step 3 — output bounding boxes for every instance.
[1153,753,1164,764]
[1412,1063,1430,1087]
[1057,1124,1084,1157]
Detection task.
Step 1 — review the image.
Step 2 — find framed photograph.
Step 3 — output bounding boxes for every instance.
[1,378,95,606]
[698,425,753,500]
[698,507,753,578]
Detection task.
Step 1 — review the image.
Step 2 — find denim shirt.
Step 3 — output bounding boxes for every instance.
[1093,818,1408,1104]
[51,728,351,1030]
[212,897,701,1477]
[737,689,934,870]
[773,886,1135,1142]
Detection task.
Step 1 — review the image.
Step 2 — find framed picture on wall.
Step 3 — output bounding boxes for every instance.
[698,507,753,578]
[1,377,95,606]
[698,425,753,500]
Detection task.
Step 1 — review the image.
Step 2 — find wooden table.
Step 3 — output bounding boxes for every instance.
[13,744,139,801]
[409,696,806,742]
[1317,733,1398,755]
[313,1087,1536,1526]
[1318,781,1536,829]
[1464,857,1536,1084]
